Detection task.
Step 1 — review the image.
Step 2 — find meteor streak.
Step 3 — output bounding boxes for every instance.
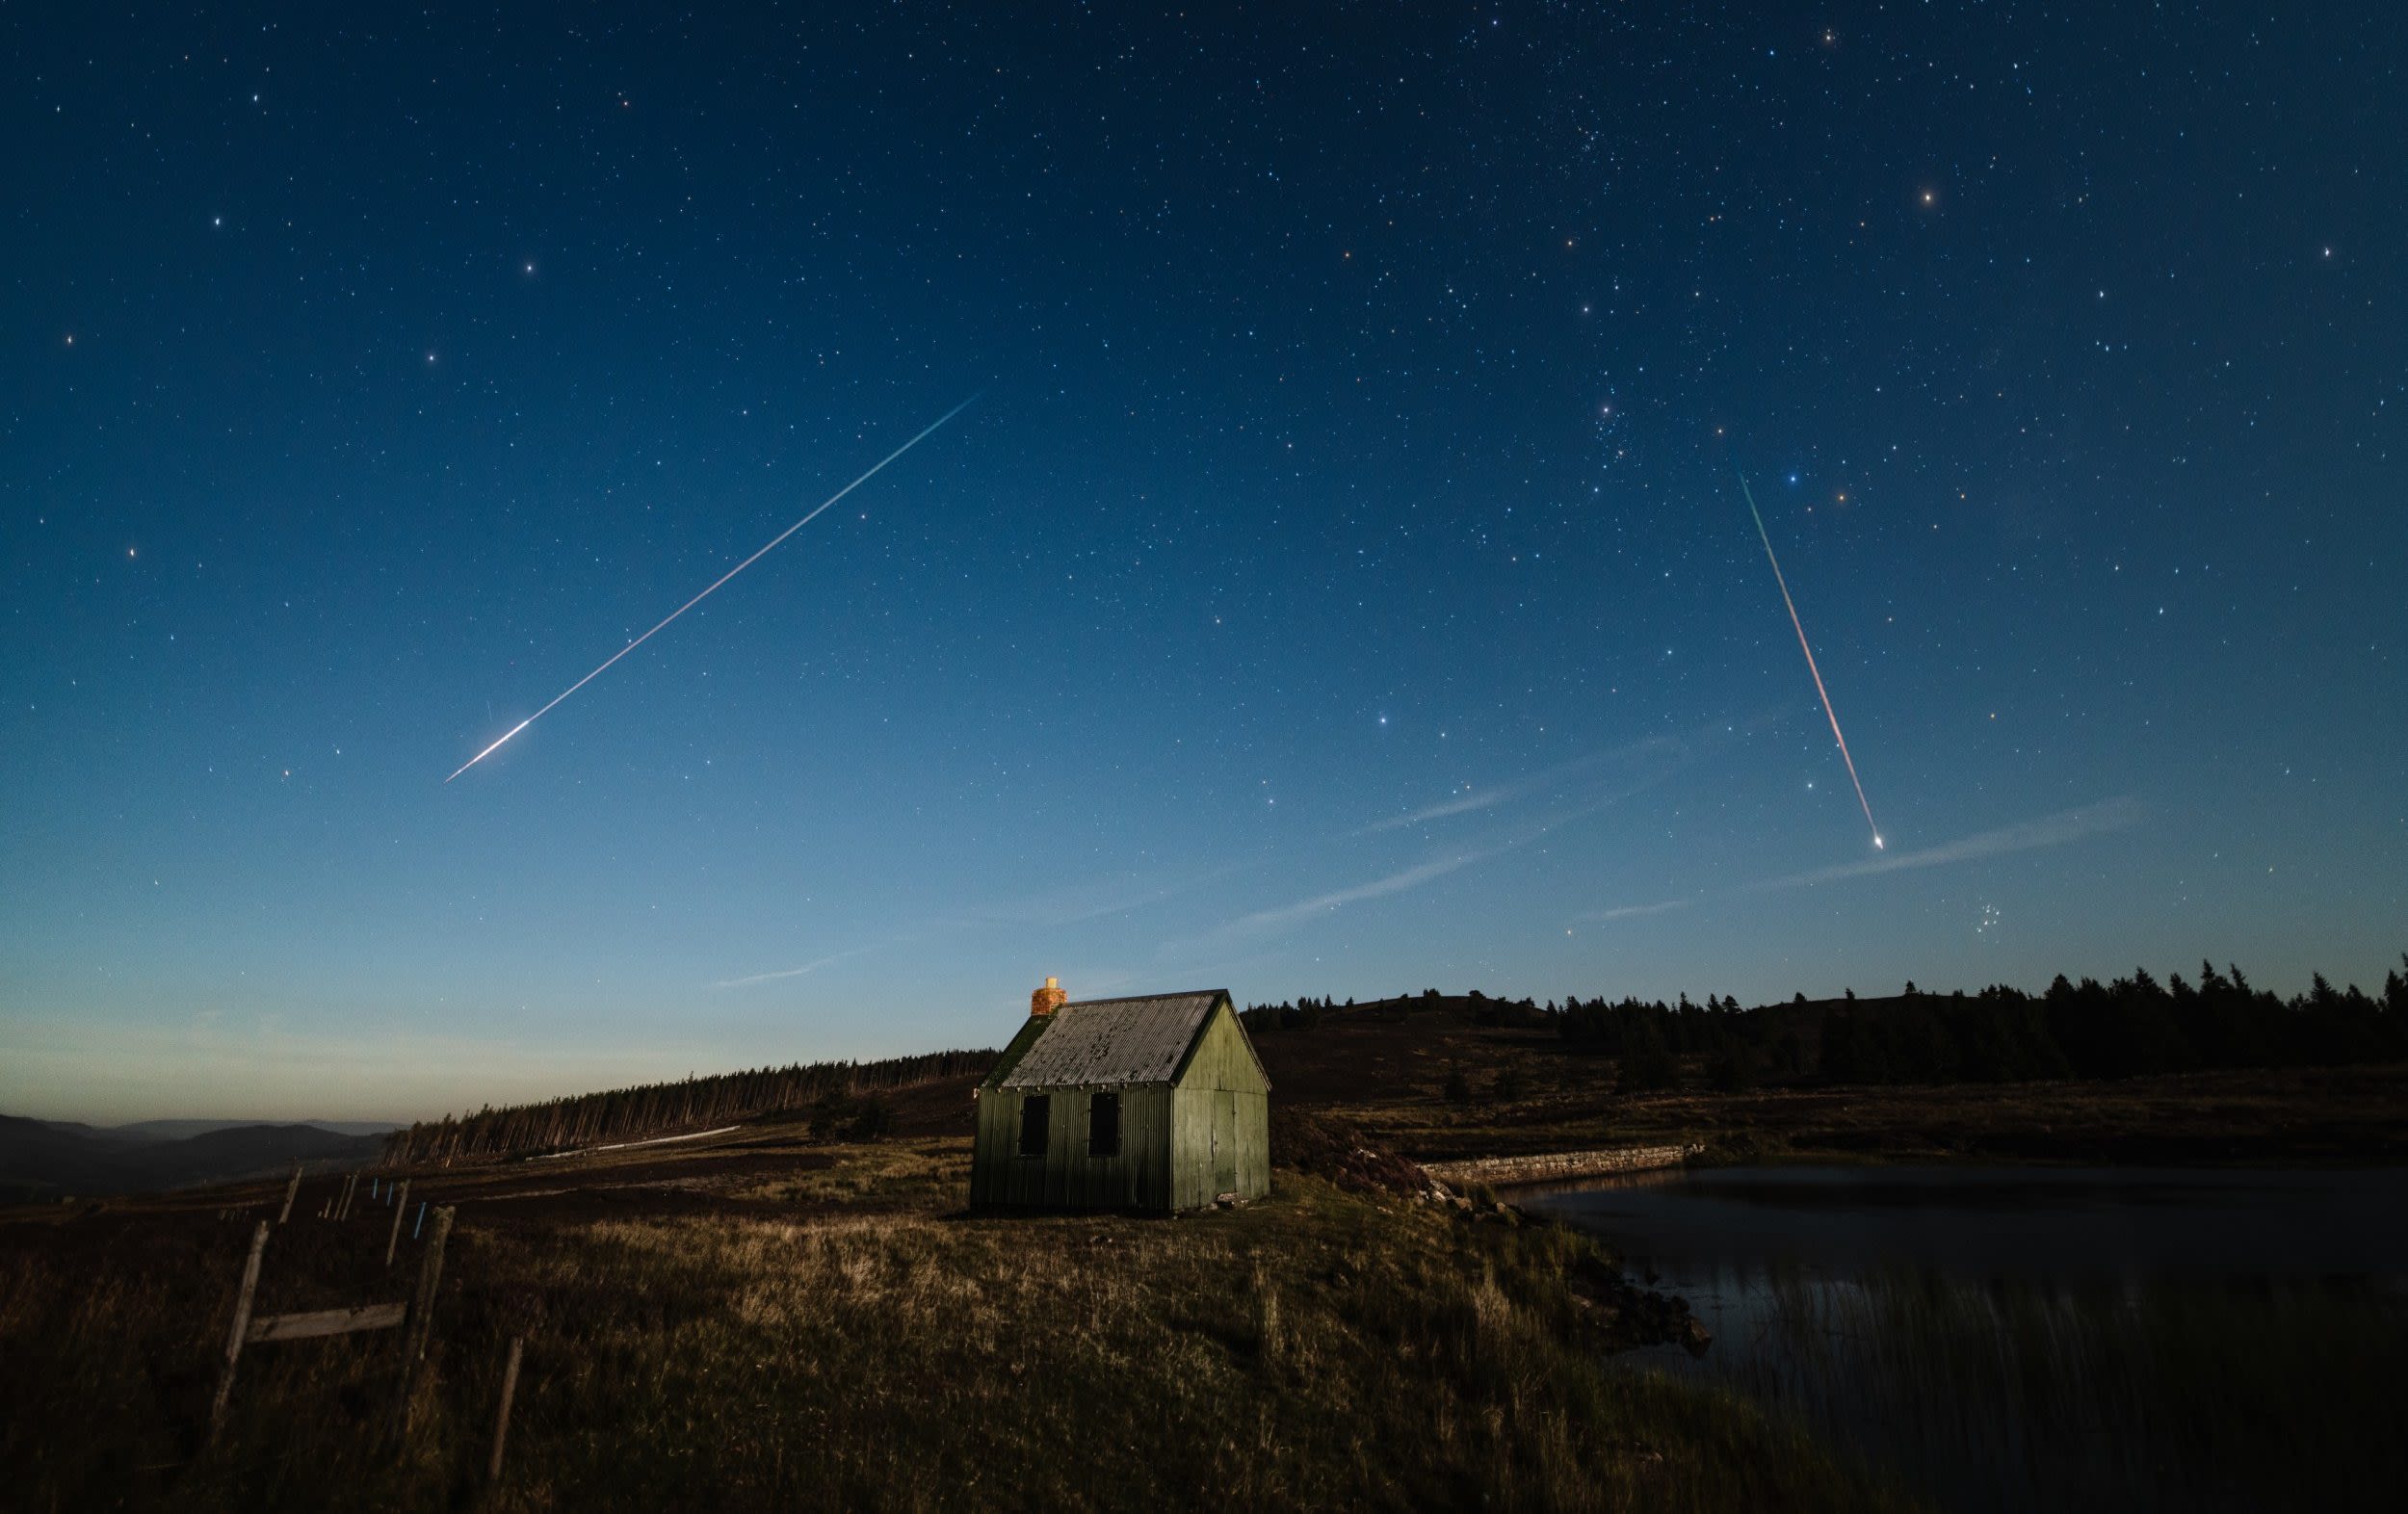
[445,396,977,782]
[1738,468,1884,849]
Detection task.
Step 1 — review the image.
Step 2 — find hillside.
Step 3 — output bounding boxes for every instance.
[110,1118,404,1141]
[1245,990,2408,1165]
[361,982,2408,1177]
[0,1115,385,1206]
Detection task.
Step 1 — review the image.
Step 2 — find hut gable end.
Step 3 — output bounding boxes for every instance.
[1167,1001,1271,1094]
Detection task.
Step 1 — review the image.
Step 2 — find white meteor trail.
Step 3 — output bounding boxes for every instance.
[1738,468,1884,849]
[445,397,976,782]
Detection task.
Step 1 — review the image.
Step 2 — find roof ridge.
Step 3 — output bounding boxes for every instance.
[1062,988,1224,1007]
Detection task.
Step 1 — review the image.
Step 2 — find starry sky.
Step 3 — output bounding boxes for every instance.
[6,4,2402,1122]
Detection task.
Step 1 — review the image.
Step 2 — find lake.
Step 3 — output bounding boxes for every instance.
[1526,1164,2408,1513]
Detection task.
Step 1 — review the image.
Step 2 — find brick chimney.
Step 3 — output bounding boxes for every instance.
[1031,976,1067,1017]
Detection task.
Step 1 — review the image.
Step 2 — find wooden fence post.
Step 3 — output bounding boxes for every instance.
[487,1334,526,1484]
[340,1171,359,1220]
[277,1163,301,1223]
[388,1206,455,1442]
[384,1180,411,1267]
[207,1222,270,1443]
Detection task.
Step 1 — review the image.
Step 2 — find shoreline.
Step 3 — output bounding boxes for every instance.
[1422,1142,1703,1188]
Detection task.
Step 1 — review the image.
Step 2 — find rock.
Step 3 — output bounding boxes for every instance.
[1681,1317,1713,1357]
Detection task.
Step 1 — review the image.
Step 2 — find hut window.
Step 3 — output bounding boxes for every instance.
[1088,1092,1121,1157]
[1017,1095,1050,1157]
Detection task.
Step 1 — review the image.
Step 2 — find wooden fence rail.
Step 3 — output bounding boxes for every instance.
[249,1302,407,1344]
[207,1204,457,1449]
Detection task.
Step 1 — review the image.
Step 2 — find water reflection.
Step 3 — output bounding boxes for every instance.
[1528,1166,2408,1514]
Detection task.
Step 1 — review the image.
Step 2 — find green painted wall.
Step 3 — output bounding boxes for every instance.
[969,1083,1171,1210]
[969,999,1269,1213]
[1167,1004,1270,1210]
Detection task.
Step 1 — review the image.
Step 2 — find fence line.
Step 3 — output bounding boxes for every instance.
[207,1204,458,1450]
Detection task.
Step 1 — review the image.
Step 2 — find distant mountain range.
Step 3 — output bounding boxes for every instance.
[0,1114,391,1207]
[53,1116,403,1141]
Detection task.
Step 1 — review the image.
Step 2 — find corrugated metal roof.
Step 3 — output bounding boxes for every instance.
[994,991,1226,1088]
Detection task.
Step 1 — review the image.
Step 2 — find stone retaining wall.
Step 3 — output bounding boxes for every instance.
[1421,1143,1701,1188]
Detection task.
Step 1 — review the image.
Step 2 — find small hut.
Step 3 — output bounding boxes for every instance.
[970,981,1270,1213]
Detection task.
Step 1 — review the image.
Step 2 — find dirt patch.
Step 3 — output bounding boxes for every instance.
[1269,1108,1433,1197]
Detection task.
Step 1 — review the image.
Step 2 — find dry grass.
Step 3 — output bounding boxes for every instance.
[729,1140,969,1207]
[0,1142,1909,1512]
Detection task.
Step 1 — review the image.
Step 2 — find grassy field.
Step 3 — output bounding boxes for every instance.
[0,1126,1911,1513]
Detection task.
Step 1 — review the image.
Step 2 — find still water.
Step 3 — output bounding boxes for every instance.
[1527,1165,2408,1513]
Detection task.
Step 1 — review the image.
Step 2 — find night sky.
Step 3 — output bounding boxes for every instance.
[6,5,2402,1122]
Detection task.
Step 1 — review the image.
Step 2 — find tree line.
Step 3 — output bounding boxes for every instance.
[1812,962,2407,1086]
[380,1048,994,1164]
[1244,956,2408,1091]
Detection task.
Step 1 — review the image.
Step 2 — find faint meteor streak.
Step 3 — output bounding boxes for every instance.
[1738,468,1884,849]
[446,397,976,782]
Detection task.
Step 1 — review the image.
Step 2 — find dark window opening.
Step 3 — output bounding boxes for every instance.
[1017,1095,1050,1157]
[1088,1092,1122,1157]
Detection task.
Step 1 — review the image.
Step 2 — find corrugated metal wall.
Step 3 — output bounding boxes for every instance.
[970,1083,1171,1210]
